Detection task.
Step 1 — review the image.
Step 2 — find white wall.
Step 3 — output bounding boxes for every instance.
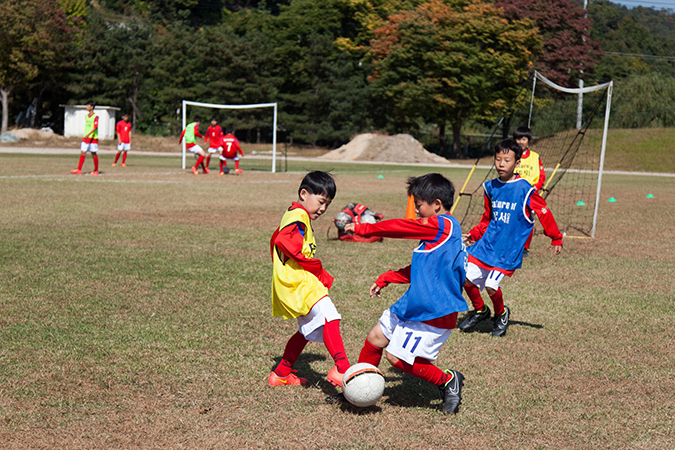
[63,105,120,140]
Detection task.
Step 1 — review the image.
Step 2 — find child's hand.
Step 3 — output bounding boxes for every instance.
[344,223,355,233]
[462,233,473,244]
[369,283,383,298]
[551,244,562,256]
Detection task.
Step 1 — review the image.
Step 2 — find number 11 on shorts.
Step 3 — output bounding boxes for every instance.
[402,331,421,353]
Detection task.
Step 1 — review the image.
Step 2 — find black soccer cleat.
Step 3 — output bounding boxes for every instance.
[458,306,491,332]
[439,370,464,414]
[491,306,510,337]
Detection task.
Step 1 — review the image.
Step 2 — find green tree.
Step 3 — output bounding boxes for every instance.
[369,0,540,156]
[0,0,75,132]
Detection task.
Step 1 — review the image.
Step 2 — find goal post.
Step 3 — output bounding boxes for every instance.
[181,100,278,172]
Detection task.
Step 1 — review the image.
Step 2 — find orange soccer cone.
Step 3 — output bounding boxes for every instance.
[405,195,416,219]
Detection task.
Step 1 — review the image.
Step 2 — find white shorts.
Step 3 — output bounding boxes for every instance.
[80,142,98,153]
[465,262,506,291]
[188,145,204,154]
[379,308,452,365]
[297,296,341,343]
[117,143,130,151]
[207,147,222,154]
[219,155,240,161]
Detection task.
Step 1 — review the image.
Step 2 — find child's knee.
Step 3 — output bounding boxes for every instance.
[486,287,497,295]
[366,324,389,349]
[385,351,399,366]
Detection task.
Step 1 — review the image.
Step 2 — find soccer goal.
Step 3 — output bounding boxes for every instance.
[181,100,279,172]
[453,70,613,238]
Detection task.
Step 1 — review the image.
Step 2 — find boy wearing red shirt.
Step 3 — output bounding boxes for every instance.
[219,128,244,175]
[269,171,351,388]
[460,140,562,338]
[113,113,131,167]
[345,173,466,414]
[178,117,207,175]
[70,101,99,175]
[204,118,224,171]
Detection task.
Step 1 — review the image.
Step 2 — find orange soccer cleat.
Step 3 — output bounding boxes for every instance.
[268,371,307,386]
[111,162,117,167]
[218,171,224,176]
[235,168,244,174]
[327,366,345,388]
[70,169,82,175]
[192,166,199,175]
[121,163,126,168]
[89,170,99,175]
[203,167,210,174]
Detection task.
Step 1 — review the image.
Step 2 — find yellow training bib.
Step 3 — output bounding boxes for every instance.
[271,207,328,319]
[515,149,541,188]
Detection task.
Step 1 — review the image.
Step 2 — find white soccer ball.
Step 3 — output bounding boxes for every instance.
[334,212,352,232]
[341,363,385,407]
[360,210,379,224]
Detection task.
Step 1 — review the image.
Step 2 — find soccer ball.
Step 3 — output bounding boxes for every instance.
[341,363,385,407]
[360,210,379,224]
[222,166,230,174]
[334,212,352,232]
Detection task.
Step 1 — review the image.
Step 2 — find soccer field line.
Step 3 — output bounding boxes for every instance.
[0,173,183,183]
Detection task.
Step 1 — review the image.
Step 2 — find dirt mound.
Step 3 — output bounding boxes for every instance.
[319,133,448,164]
[10,128,65,140]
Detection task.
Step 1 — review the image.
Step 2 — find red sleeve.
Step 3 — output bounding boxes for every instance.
[235,139,243,156]
[528,192,563,245]
[469,193,491,241]
[179,129,186,143]
[354,216,440,240]
[273,222,333,289]
[374,265,411,288]
[536,157,546,191]
[193,124,203,138]
[93,116,99,130]
[116,121,121,134]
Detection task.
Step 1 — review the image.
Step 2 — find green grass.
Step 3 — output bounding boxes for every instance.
[0,153,674,448]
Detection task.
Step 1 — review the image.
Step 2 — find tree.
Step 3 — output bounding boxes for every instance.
[0,0,75,132]
[369,0,540,156]
[495,0,603,86]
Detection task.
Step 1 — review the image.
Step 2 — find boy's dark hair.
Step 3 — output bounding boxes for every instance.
[211,117,218,122]
[298,171,336,200]
[495,139,523,160]
[513,126,532,142]
[194,116,202,123]
[86,100,95,107]
[121,112,129,118]
[407,173,455,211]
[225,126,234,134]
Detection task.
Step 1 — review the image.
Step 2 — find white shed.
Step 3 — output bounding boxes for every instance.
[61,105,120,140]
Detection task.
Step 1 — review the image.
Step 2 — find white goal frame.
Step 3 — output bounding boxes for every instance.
[181,100,278,172]
[528,71,613,239]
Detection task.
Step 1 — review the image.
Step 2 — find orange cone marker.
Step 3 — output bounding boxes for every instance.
[405,195,416,219]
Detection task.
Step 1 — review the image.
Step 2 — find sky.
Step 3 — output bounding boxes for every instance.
[610,0,675,10]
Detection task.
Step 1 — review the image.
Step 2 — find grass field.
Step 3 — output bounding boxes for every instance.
[1,153,674,449]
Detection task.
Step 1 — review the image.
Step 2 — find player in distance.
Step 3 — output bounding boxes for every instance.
[219,128,244,175]
[179,117,207,175]
[70,101,100,175]
[460,139,562,337]
[204,117,224,172]
[112,112,132,168]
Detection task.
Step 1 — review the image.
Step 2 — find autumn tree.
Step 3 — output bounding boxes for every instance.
[495,0,603,86]
[369,0,540,157]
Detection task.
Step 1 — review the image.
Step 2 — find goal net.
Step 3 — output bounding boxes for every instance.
[181,100,280,172]
[453,71,613,238]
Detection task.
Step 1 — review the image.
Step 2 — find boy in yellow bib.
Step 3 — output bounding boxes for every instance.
[514,126,546,255]
[269,171,351,387]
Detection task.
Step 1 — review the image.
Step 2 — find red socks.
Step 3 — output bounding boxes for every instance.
[464,283,485,310]
[93,155,99,171]
[122,152,127,164]
[391,358,451,387]
[235,159,240,170]
[219,160,224,172]
[206,155,211,168]
[194,155,205,170]
[114,152,120,164]
[489,288,505,316]
[77,154,85,170]
[274,332,308,378]
[323,319,350,373]
[358,339,384,367]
